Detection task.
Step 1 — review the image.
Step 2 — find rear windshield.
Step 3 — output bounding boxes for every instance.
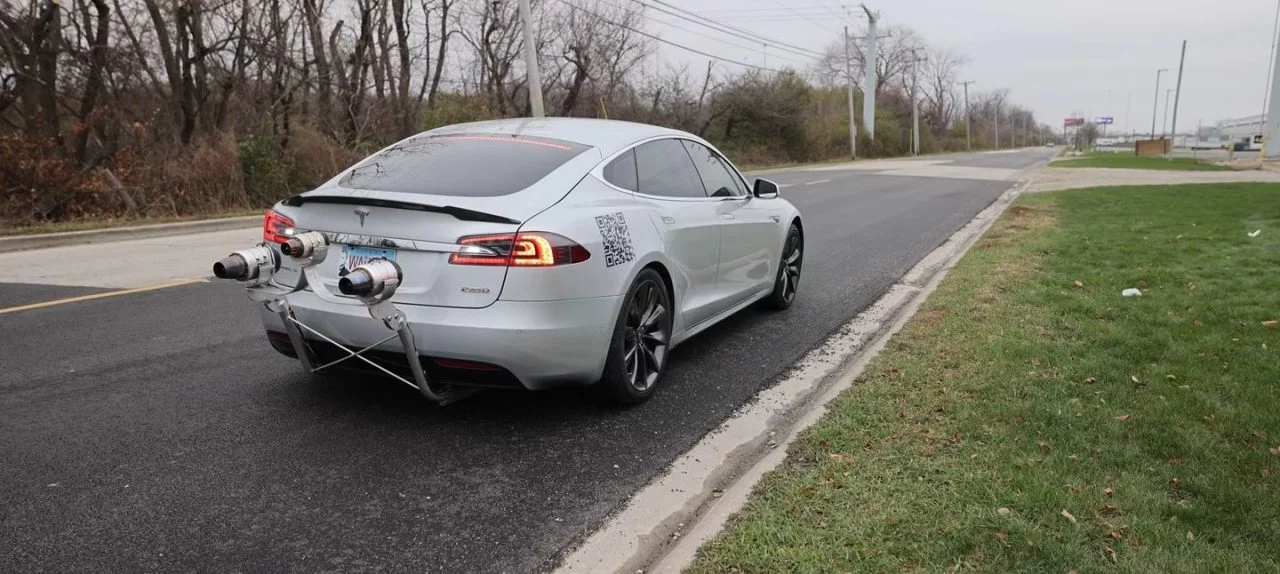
[339,134,591,197]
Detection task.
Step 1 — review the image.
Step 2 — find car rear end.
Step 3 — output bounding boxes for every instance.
[256,131,621,390]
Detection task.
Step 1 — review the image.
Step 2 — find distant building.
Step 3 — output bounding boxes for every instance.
[1216,114,1265,150]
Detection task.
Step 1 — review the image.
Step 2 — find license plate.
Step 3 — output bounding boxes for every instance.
[340,245,397,276]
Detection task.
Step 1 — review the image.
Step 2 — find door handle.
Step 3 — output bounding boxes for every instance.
[720,214,735,220]
[661,216,676,224]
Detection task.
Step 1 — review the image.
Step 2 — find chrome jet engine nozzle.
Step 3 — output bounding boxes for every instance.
[213,246,279,285]
[338,258,402,302]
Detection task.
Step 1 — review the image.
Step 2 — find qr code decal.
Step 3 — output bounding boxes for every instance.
[595,212,635,268]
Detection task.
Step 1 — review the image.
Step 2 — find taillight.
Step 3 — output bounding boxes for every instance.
[449,232,591,267]
[263,210,296,244]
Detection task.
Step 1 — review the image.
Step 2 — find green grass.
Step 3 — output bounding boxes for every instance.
[0,210,260,237]
[689,183,1280,573]
[1052,152,1230,171]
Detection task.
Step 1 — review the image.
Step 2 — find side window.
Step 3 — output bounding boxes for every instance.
[681,141,747,198]
[602,149,638,191]
[634,139,708,198]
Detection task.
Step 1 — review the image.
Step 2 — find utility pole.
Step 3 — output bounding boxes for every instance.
[910,49,922,156]
[1169,40,1187,156]
[994,102,1000,149]
[1150,68,1168,138]
[1196,118,1203,159]
[860,4,879,138]
[844,25,857,159]
[518,0,544,117]
[1261,0,1280,157]
[961,80,975,151]
[1162,88,1173,138]
[1126,91,1132,138]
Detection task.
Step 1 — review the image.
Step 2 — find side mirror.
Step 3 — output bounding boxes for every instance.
[753,178,780,199]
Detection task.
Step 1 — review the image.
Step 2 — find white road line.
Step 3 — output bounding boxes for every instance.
[778,184,794,188]
[803,179,831,185]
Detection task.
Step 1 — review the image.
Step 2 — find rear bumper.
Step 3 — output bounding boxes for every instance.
[259,292,620,390]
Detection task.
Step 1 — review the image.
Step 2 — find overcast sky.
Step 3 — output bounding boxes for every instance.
[642,0,1279,133]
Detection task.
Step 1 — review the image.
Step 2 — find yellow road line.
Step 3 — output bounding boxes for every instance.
[0,278,205,315]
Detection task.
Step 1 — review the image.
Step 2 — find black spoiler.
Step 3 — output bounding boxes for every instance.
[281,194,521,225]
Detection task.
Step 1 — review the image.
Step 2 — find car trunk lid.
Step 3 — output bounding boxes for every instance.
[274,139,600,309]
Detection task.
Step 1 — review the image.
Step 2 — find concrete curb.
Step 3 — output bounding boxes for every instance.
[0,215,260,254]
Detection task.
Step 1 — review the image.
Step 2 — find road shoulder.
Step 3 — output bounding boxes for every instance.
[554,176,1030,574]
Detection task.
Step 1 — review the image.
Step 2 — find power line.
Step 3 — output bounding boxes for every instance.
[638,0,827,59]
[552,0,789,74]
[696,6,854,13]
[637,0,824,60]
[643,13,814,65]
[594,0,813,65]
[712,15,855,24]
[767,0,840,34]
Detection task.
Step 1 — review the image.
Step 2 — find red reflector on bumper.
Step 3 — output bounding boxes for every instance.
[434,358,502,371]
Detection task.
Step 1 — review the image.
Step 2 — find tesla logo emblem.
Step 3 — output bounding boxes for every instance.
[354,208,370,227]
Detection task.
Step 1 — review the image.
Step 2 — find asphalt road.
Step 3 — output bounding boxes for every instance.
[0,148,1055,573]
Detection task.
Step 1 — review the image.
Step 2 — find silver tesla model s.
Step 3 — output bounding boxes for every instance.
[213,118,803,404]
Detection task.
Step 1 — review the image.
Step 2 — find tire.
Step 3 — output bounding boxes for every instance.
[597,268,673,405]
[762,223,803,311]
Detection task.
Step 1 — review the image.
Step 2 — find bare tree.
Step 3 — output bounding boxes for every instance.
[459,0,521,115]
[71,0,111,161]
[550,0,644,117]
[0,0,64,139]
[923,47,966,136]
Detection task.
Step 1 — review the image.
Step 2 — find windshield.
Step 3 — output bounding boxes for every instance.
[339,133,591,197]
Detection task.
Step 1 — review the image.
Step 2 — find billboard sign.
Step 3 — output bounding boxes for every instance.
[1095,116,1114,125]
[1064,118,1085,127]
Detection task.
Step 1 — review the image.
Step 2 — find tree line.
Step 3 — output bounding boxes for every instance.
[0,0,1050,224]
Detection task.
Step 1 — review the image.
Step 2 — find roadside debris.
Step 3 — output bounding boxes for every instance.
[1121,288,1142,297]
[1248,229,1261,238]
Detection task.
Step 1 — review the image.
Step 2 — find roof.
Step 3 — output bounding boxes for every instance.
[423,117,691,158]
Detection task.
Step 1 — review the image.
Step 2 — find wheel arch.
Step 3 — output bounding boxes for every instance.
[641,260,675,313]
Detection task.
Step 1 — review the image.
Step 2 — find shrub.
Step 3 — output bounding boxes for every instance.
[239,135,291,206]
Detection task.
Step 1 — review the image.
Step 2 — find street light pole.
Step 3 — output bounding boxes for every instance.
[1162,88,1174,138]
[1150,68,1168,137]
[1169,40,1187,156]
[961,80,975,151]
[518,0,545,117]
